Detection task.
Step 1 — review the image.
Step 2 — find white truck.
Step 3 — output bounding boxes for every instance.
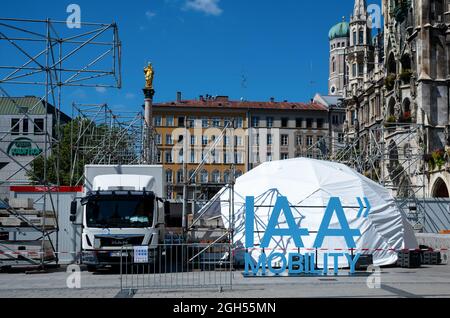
[71,165,169,271]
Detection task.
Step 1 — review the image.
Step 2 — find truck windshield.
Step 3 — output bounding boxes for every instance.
[86,195,154,228]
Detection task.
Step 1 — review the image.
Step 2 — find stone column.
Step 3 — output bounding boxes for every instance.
[143,87,155,164]
[419,0,432,80]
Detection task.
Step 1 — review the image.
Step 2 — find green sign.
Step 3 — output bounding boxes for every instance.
[7,138,42,157]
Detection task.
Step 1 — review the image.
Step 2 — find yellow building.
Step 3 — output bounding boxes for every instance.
[153,94,332,200]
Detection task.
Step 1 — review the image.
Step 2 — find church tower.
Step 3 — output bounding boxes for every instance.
[328,18,349,96]
[346,0,373,96]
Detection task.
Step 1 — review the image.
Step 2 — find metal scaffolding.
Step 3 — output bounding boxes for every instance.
[304,122,426,231]
[69,103,145,186]
[0,17,121,269]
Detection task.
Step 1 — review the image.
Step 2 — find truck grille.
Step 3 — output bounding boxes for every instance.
[98,236,145,247]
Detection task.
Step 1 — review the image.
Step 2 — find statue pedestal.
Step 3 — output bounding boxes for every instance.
[143,87,155,100]
[143,87,155,164]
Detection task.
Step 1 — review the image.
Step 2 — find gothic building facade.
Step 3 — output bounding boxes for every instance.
[328,0,450,198]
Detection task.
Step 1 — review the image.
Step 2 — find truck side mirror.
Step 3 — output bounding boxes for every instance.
[70,201,77,223]
[164,201,171,219]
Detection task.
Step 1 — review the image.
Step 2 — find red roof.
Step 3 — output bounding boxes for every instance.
[154,98,328,112]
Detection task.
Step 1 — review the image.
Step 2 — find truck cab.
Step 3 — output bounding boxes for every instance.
[78,174,167,270]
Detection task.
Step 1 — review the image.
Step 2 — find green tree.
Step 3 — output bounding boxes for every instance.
[29,118,96,186]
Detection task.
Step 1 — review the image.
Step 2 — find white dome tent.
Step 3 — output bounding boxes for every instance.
[206,158,418,268]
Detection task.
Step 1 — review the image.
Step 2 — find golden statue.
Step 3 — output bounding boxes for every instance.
[144,62,154,89]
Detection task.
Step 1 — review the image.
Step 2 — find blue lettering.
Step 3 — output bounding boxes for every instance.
[314,197,361,248]
[244,253,267,276]
[260,196,309,248]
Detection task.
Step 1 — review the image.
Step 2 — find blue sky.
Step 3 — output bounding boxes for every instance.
[0,0,381,115]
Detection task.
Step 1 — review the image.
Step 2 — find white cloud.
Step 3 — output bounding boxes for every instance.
[95,87,107,93]
[145,10,157,19]
[184,0,223,16]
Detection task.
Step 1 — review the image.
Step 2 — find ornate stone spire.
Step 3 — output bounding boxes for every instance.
[353,0,367,19]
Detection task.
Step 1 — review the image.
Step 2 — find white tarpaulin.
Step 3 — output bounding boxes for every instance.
[212,158,418,267]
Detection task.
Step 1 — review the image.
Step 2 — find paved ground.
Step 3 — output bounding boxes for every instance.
[0,264,449,298]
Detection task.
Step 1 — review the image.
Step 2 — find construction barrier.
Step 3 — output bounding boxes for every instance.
[119,243,233,293]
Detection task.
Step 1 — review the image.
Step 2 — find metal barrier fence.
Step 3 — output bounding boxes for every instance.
[120,243,233,292]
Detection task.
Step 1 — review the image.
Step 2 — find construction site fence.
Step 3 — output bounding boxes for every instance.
[119,243,233,292]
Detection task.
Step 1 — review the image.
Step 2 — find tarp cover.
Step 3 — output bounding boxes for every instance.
[212,158,418,267]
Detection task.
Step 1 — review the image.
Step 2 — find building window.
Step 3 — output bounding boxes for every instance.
[34,118,44,135]
[188,170,196,183]
[236,118,244,128]
[177,170,184,183]
[267,134,273,145]
[178,117,185,127]
[223,171,230,184]
[307,136,313,146]
[212,171,221,183]
[165,134,173,145]
[200,170,209,183]
[224,153,231,164]
[281,135,289,146]
[190,150,195,163]
[156,134,162,145]
[251,117,260,128]
[338,133,345,143]
[202,118,209,128]
[353,31,357,45]
[11,119,20,135]
[202,136,208,146]
[281,153,289,160]
[267,153,273,162]
[306,119,313,129]
[166,116,174,127]
[190,135,196,145]
[166,170,173,184]
[281,118,288,128]
[212,118,221,127]
[235,136,243,146]
[165,152,173,164]
[266,117,274,128]
[317,119,324,129]
[352,64,357,77]
[358,63,364,76]
[23,119,29,135]
[224,136,230,146]
[154,116,162,127]
[359,30,364,45]
[235,152,244,164]
[187,117,195,128]
[296,118,303,128]
[296,135,303,146]
[332,115,338,125]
